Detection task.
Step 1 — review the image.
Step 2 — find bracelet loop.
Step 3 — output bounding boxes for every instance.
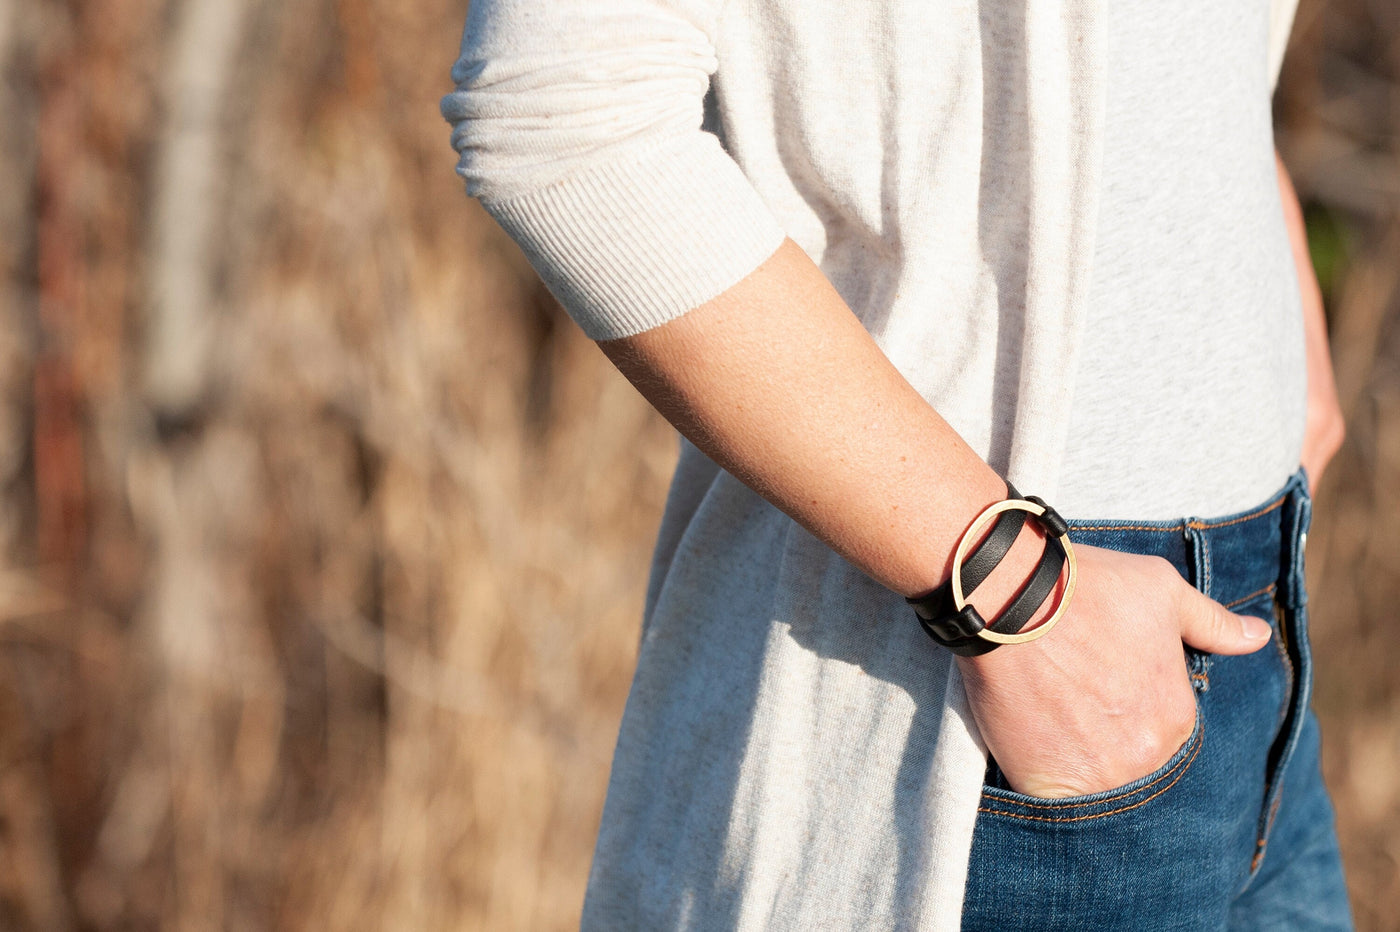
[906,484,1076,654]
[950,497,1077,645]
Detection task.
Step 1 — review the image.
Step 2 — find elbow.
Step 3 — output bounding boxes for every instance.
[438,38,716,203]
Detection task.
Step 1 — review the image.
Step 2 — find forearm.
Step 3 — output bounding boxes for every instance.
[445,2,1043,606]
[1274,146,1345,488]
[599,237,1040,601]
[1274,147,1322,312]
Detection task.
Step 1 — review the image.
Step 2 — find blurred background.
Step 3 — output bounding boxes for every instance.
[0,0,1396,928]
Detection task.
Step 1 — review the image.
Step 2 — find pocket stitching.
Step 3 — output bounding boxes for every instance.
[977,708,1204,823]
[1222,583,1276,611]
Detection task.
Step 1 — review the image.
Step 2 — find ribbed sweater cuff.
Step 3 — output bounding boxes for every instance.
[481,134,787,341]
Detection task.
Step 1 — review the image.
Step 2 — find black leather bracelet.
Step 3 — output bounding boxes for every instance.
[906,481,1075,656]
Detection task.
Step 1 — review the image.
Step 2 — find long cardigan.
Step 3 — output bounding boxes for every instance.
[441,1,1302,926]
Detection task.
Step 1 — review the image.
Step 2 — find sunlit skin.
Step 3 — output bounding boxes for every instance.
[598,145,1342,799]
[1277,149,1347,494]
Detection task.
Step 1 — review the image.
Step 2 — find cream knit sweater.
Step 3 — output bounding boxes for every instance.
[441,1,1303,927]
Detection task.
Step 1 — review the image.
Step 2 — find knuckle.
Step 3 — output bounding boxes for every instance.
[1142,554,1176,586]
[1146,554,1173,574]
[1127,715,1194,777]
[1126,736,1163,773]
[1124,732,1175,778]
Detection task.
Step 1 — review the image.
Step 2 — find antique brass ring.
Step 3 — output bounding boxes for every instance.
[950,497,1077,645]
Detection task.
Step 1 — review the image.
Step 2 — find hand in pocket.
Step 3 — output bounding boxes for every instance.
[957,543,1272,799]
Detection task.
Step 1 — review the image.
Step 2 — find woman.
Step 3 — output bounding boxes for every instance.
[441,0,1352,927]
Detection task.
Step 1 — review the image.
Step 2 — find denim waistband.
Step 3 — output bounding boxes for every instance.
[1064,467,1313,612]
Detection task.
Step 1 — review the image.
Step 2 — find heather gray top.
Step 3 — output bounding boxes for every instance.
[1058,0,1306,519]
[440,0,1303,928]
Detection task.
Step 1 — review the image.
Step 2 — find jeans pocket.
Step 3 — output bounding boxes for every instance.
[977,696,1204,824]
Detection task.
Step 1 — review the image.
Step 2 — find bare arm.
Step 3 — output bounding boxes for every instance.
[1274,147,1345,492]
[602,237,1271,799]
[600,238,1016,600]
[445,0,1269,799]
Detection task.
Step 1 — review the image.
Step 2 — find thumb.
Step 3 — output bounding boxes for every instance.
[1176,586,1273,655]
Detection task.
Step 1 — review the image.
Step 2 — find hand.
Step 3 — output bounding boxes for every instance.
[956,542,1273,799]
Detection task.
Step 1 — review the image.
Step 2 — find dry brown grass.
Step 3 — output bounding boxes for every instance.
[0,0,1396,928]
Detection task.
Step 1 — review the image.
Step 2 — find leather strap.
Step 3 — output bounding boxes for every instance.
[959,482,1027,594]
[990,534,1066,636]
[906,481,1071,656]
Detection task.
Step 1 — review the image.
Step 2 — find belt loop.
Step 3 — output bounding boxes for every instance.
[1181,519,1212,685]
[1183,519,1209,597]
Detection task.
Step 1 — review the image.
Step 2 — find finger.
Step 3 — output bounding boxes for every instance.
[1175,585,1272,655]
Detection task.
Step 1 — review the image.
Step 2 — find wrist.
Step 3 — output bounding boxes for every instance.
[966,519,1053,622]
[908,487,1073,658]
[952,520,1057,673]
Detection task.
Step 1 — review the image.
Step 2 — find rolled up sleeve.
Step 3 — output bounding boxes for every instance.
[439,0,787,340]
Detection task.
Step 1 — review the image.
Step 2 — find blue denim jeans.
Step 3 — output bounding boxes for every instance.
[961,467,1353,930]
